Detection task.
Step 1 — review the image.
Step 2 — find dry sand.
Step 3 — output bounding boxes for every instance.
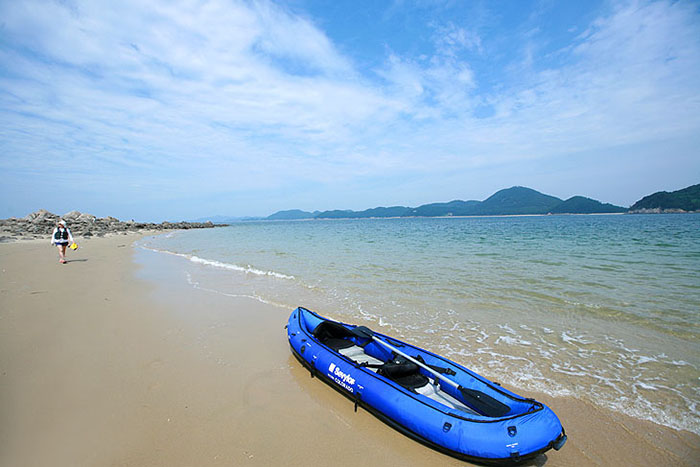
[1,235,698,466]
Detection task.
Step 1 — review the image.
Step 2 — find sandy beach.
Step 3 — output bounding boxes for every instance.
[1,235,698,466]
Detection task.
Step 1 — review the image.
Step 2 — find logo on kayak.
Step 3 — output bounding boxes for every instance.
[327,362,355,393]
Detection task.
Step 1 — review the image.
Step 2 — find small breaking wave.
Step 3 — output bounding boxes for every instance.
[184,272,289,309]
[189,255,295,279]
[140,245,295,280]
[561,331,593,345]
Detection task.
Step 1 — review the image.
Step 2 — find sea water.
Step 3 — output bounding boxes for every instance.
[138,214,700,435]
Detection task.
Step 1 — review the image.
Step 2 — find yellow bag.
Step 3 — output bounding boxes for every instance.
[70,242,78,250]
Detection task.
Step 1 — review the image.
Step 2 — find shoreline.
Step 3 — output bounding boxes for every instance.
[1,234,698,465]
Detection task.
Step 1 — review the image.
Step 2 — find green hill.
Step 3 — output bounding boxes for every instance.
[550,196,627,214]
[474,186,562,215]
[629,184,700,212]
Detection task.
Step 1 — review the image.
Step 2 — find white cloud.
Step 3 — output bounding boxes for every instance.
[432,22,483,56]
[516,0,700,148]
[0,0,396,173]
[376,0,700,171]
[251,1,354,76]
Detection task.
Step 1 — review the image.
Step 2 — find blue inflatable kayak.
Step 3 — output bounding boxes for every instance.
[287,307,566,464]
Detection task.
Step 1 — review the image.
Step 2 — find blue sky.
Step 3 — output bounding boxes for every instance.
[1,0,699,221]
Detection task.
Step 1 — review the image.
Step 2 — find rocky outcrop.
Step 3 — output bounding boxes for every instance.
[0,210,220,242]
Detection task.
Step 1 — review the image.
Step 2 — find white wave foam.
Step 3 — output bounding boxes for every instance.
[184,271,289,309]
[188,255,295,279]
[355,304,380,323]
[497,324,517,335]
[139,246,295,280]
[634,381,658,390]
[550,363,589,378]
[494,335,532,346]
[561,331,592,345]
[671,360,693,367]
[635,355,658,365]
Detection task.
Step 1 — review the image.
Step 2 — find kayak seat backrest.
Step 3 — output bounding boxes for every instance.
[313,320,356,351]
[378,356,429,391]
[390,373,430,390]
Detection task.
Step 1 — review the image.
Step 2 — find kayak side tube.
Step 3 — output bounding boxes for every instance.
[287,307,566,465]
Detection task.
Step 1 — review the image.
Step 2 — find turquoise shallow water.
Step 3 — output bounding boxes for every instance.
[139,214,700,434]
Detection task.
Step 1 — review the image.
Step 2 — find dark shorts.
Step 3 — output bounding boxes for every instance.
[55,241,69,246]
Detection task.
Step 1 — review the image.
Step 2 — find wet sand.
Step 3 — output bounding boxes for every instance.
[1,236,698,466]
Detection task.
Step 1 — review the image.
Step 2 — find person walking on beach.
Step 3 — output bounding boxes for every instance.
[51,220,74,264]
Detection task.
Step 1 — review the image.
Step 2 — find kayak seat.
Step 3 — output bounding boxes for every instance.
[339,345,385,368]
[392,373,430,390]
[313,320,357,351]
[378,356,429,391]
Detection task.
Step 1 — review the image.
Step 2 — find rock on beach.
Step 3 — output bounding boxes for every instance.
[0,210,218,242]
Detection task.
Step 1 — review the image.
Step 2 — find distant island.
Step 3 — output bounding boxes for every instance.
[267,186,628,220]
[628,183,700,213]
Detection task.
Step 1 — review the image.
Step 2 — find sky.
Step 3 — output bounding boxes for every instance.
[1,0,699,221]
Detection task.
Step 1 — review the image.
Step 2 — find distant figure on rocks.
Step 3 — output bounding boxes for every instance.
[51,220,74,264]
